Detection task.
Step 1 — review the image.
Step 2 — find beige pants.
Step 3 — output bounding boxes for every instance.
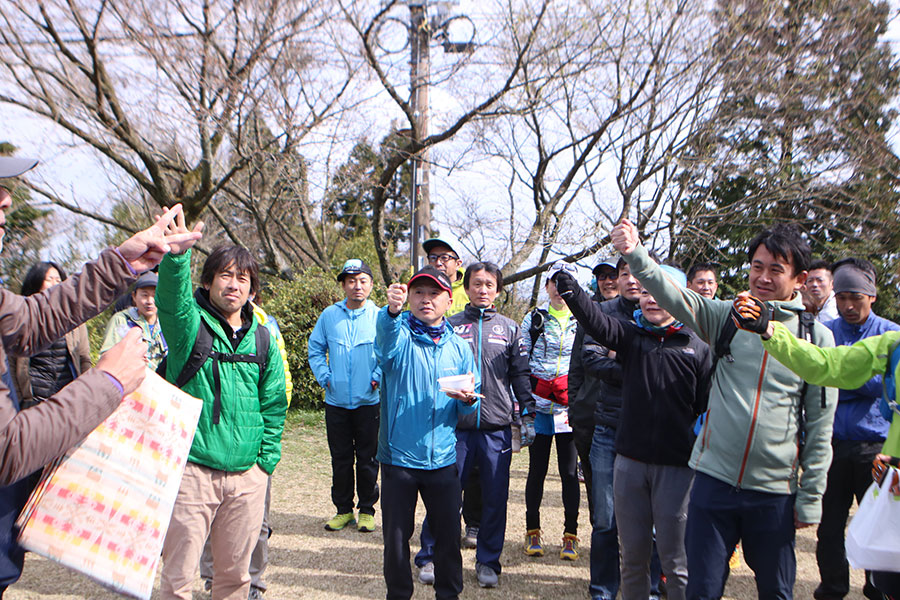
[161,461,269,600]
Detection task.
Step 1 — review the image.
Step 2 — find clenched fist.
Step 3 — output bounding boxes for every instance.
[611,219,641,255]
[387,283,408,315]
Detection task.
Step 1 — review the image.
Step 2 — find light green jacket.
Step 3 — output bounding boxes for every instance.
[763,323,900,459]
[625,245,837,523]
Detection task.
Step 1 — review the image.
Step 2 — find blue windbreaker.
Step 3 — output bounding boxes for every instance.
[375,307,477,470]
[308,299,382,408]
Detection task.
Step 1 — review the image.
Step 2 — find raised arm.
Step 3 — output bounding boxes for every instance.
[553,271,630,352]
[612,219,729,344]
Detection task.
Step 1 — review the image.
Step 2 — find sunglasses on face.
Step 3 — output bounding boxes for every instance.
[596,272,618,281]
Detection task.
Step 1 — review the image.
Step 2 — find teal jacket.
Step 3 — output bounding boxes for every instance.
[308,299,381,408]
[624,245,837,523]
[763,323,900,459]
[375,308,477,469]
[157,251,287,474]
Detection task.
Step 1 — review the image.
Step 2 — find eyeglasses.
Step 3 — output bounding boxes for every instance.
[428,253,459,264]
[596,272,618,281]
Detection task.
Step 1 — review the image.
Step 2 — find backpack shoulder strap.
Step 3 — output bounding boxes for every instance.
[797,311,826,409]
[712,316,738,373]
[174,318,215,389]
[528,308,547,357]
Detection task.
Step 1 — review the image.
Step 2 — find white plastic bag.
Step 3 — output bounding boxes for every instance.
[846,467,900,572]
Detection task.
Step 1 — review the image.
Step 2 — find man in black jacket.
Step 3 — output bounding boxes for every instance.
[414,262,533,589]
[568,259,619,522]
[568,258,646,600]
[555,266,711,600]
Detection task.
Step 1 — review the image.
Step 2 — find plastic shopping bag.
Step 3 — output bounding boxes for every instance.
[846,467,900,572]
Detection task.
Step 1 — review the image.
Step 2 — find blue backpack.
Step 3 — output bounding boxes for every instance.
[881,339,900,422]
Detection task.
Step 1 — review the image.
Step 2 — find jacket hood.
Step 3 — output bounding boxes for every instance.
[195,288,253,342]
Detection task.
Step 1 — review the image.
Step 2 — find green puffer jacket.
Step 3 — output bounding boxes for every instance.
[625,245,837,523]
[157,251,287,474]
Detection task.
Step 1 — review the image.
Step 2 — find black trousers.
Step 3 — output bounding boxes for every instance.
[573,424,595,524]
[815,440,883,600]
[461,465,482,529]
[525,432,580,535]
[381,463,463,600]
[325,403,380,515]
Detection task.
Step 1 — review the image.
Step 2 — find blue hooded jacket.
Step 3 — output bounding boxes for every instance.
[308,299,381,409]
[375,307,477,470]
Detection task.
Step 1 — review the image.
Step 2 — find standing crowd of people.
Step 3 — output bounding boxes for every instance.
[0,155,898,600]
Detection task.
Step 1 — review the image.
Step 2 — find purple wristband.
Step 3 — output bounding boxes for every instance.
[102,372,125,397]
[112,247,139,276]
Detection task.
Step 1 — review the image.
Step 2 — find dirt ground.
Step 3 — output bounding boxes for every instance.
[8,416,867,599]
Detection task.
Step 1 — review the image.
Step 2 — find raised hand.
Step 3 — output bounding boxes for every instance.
[551,270,579,299]
[116,204,204,272]
[95,327,149,396]
[163,204,205,256]
[611,219,640,255]
[387,283,408,314]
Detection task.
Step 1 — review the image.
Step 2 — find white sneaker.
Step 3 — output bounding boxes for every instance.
[417,561,435,585]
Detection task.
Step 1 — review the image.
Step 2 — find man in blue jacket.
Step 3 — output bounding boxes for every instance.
[377,265,477,600]
[815,258,899,600]
[414,262,533,589]
[309,259,381,533]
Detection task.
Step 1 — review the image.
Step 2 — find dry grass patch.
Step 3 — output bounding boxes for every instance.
[9,415,866,599]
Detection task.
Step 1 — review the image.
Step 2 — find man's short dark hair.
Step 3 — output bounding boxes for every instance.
[808,259,831,273]
[616,256,627,271]
[687,262,718,283]
[830,257,876,278]
[200,245,260,298]
[747,224,811,276]
[463,262,503,290]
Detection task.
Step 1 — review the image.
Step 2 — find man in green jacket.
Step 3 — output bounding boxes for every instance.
[612,219,837,600]
[157,233,287,600]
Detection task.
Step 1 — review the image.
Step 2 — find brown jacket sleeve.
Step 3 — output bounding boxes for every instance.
[0,248,136,485]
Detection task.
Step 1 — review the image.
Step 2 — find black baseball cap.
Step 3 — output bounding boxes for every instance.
[422,238,458,257]
[337,258,373,282]
[0,157,38,178]
[408,265,453,296]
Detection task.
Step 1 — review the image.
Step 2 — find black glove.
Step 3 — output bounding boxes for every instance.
[552,270,578,299]
[731,294,769,335]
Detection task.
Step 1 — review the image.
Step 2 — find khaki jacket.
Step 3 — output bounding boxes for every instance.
[0,249,136,485]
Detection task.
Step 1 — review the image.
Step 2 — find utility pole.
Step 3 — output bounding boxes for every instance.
[409,1,431,271]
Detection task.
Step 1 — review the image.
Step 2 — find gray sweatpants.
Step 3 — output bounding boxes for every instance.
[613,455,693,600]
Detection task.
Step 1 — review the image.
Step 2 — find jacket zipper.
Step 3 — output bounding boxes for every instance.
[737,351,769,486]
[431,343,437,468]
[476,310,484,429]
